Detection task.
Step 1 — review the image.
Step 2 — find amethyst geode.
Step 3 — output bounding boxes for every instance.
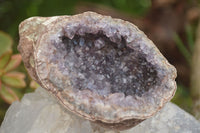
[18,12,177,130]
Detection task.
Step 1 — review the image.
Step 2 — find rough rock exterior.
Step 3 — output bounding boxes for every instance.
[18,12,177,130]
[0,87,200,133]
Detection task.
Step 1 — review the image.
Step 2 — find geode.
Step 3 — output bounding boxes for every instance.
[18,12,177,130]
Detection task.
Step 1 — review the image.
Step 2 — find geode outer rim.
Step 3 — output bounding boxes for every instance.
[18,12,177,126]
[35,12,176,121]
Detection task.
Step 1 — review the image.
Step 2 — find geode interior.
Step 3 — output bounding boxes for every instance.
[18,12,177,130]
[49,33,158,97]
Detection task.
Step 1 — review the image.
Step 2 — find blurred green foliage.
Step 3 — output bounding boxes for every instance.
[0,31,27,123]
[173,24,196,113]
[173,24,195,65]
[0,0,196,124]
[0,31,12,56]
[171,84,193,113]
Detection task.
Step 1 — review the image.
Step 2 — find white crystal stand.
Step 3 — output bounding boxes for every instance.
[0,87,200,133]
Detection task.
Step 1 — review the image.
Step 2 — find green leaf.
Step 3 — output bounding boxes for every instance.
[4,54,22,72]
[0,51,12,70]
[0,84,19,104]
[173,33,191,65]
[1,72,26,88]
[185,25,194,52]
[0,31,13,57]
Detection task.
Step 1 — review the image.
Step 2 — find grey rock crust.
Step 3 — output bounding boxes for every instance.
[0,87,199,133]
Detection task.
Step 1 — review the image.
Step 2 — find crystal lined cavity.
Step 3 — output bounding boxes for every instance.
[48,33,158,97]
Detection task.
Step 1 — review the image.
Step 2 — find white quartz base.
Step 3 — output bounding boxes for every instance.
[0,87,200,133]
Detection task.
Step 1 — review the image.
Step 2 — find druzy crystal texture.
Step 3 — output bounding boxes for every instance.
[18,12,177,130]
